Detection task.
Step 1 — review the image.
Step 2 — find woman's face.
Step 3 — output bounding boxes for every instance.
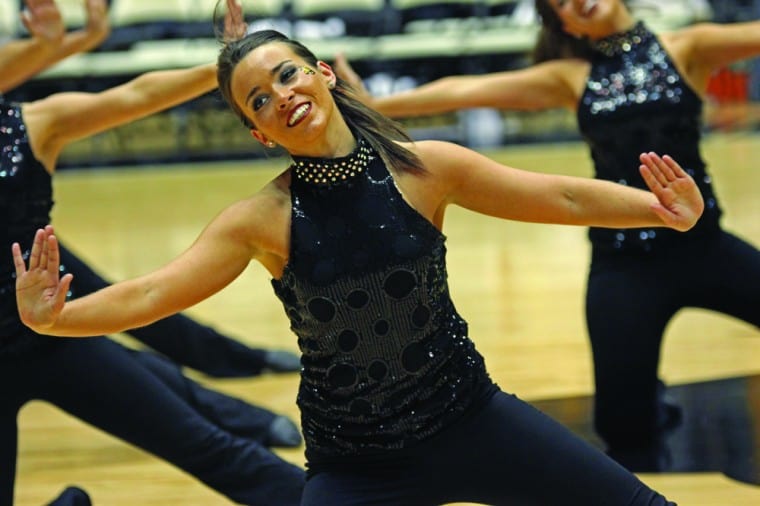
[230,42,337,154]
[549,0,631,39]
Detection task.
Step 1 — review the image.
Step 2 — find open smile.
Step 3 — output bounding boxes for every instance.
[288,103,311,127]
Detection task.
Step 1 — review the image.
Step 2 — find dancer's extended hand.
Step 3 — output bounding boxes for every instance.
[639,152,705,231]
[21,0,64,43]
[224,0,247,41]
[83,0,111,42]
[12,226,73,332]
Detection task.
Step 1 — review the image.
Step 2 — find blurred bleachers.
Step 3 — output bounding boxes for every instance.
[1,0,757,168]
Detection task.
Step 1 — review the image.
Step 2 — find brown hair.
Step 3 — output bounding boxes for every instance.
[213,8,423,173]
[532,0,596,63]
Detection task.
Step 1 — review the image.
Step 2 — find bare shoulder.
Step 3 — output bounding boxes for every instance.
[540,57,590,75]
[658,25,699,51]
[401,139,477,169]
[229,169,291,224]
[392,139,481,193]
[19,95,68,168]
[657,22,750,89]
[526,58,590,109]
[400,138,457,156]
[253,168,292,206]
[222,169,292,262]
[659,22,736,56]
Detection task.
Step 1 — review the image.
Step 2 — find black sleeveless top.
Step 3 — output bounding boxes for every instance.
[271,140,495,465]
[0,99,60,356]
[577,22,722,253]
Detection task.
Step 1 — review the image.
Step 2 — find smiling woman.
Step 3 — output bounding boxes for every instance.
[10,0,711,503]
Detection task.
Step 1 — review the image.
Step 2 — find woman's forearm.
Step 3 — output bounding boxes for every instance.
[557,174,699,232]
[45,277,175,337]
[125,63,219,115]
[557,177,659,226]
[371,76,469,118]
[0,37,59,93]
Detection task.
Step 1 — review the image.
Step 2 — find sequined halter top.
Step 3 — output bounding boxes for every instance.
[271,139,495,464]
[0,100,54,348]
[578,22,722,253]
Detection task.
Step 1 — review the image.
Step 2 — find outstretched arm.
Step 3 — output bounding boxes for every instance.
[0,0,64,93]
[13,194,268,337]
[23,0,247,169]
[0,0,111,94]
[665,20,760,94]
[416,142,704,230]
[25,62,219,169]
[333,53,583,118]
[680,20,760,70]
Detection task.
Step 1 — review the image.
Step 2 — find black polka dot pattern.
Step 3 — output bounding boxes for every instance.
[270,142,491,457]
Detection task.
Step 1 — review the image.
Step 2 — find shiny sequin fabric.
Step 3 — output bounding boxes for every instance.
[271,141,494,463]
[578,22,722,252]
[0,99,55,353]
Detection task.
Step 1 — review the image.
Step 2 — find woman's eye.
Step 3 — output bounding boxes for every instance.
[253,95,268,111]
[281,67,297,82]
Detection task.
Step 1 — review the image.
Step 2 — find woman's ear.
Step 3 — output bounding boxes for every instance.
[317,61,337,89]
[251,129,275,148]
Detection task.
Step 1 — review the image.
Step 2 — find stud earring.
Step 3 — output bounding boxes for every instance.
[267,141,276,148]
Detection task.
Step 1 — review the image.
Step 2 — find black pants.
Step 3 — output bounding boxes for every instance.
[0,337,304,506]
[59,242,270,377]
[586,231,760,450]
[302,390,675,505]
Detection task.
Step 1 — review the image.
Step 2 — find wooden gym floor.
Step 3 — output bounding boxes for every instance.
[13,131,760,505]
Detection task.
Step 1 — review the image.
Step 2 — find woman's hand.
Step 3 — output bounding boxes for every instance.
[21,0,65,44]
[83,0,111,43]
[12,226,73,333]
[638,152,705,231]
[224,0,247,41]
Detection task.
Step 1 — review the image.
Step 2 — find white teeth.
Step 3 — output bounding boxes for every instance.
[288,104,309,126]
[582,0,597,14]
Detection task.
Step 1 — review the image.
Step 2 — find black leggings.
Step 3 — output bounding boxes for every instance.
[0,337,304,506]
[59,242,270,377]
[302,391,675,505]
[586,231,760,449]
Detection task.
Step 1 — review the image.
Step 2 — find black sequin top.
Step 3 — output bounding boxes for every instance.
[271,140,495,465]
[578,22,722,253]
[0,99,57,354]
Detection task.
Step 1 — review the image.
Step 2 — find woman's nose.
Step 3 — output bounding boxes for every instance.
[274,87,294,109]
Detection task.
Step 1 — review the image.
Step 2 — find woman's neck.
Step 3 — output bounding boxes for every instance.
[287,117,356,160]
[589,8,637,41]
